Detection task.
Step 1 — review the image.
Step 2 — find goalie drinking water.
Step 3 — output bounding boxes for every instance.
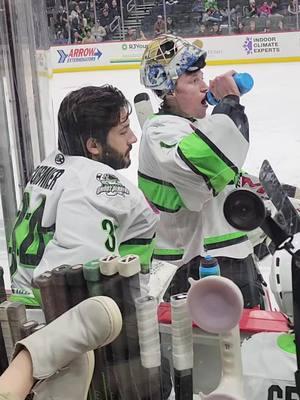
[138,34,264,307]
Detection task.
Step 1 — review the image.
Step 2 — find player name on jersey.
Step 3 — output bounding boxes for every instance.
[30,165,65,191]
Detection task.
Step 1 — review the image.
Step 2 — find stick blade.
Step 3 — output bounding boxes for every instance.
[134,92,154,130]
[259,159,300,235]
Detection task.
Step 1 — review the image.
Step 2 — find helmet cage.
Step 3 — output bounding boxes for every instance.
[140,34,207,93]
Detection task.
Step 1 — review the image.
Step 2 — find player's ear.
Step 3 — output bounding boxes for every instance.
[86,137,102,156]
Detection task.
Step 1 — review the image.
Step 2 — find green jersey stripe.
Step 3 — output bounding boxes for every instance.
[138,174,184,213]
[178,131,238,194]
[192,125,239,174]
[153,248,184,261]
[204,233,248,250]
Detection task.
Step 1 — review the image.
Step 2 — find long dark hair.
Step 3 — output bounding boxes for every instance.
[58,85,131,156]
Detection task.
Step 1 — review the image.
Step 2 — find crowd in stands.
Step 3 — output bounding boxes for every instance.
[47,0,299,44]
[142,0,299,38]
[48,0,121,43]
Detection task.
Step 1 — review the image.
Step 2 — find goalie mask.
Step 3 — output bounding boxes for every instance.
[140,34,207,95]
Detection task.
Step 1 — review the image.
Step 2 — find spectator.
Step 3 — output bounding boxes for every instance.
[71,28,84,43]
[245,0,258,17]
[136,29,147,40]
[82,27,97,43]
[70,4,83,29]
[192,0,205,13]
[57,5,68,26]
[220,7,230,23]
[198,22,209,34]
[288,0,300,14]
[230,4,242,27]
[154,15,166,36]
[110,0,120,19]
[247,18,257,31]
[99,8,113,39]
[274,18,285,30]
[263,18,272,31]
[166,16,176,34]
[54,30,67,45]
[236,20,245,32]
[208,21,221,34]
[126,27,137,40]
[103,2,110,11]
[204,7,223,24]
[192,0,205,21]
[91,22,107,41]
[55,6,68,33]
[270,0,281,14]
[258,1,272,16]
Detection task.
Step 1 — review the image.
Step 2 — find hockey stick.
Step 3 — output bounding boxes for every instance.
[20,320,39,339]
[66,264,107,400]
[170,293,193,400]
[0,301,27,360]
[0,267,8,372]
[187,276,245,400]
[52,265,71,316]
[99,255,135,399]
[83,259,119,400]
[0,316,8,373]
[241,171,300,202]
[118,255,151,399]
[66,264,88,307]
[83,259,104,297]
[259,159,300,236]
[134,93,154,130]
[135,295,163,399]
[34,272,57,323]
[0,267,7,303]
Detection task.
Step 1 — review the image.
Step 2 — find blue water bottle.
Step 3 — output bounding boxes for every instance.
[206,72,254,106]
[199,255,220,278]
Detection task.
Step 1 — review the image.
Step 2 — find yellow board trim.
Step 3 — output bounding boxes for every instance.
[207,56,300,65]
[52,56,300,74]
[53,64,141,74]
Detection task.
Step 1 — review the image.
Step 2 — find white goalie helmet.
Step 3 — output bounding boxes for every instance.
[269,233,300,320]
[140,34,207,93]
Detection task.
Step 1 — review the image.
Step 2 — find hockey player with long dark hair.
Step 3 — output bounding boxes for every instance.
[9,85,158,307]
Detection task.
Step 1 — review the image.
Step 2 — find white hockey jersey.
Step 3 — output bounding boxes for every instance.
[9,151,159,306]
[242,332,299,400]
[138,113,252,268]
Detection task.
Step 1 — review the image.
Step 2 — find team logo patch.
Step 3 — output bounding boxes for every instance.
[55,153,65,165]
[96,173,130,197]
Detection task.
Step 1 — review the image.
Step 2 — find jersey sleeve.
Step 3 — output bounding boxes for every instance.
[140,114,249,213]
[118,189,159,274]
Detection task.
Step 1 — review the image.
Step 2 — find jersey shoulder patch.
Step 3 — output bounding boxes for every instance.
[95,172,130,198]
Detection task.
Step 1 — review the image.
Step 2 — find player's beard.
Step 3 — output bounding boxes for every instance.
[100,143,132,170]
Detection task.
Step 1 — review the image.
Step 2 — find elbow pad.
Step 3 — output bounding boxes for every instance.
[212,95,249,142]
